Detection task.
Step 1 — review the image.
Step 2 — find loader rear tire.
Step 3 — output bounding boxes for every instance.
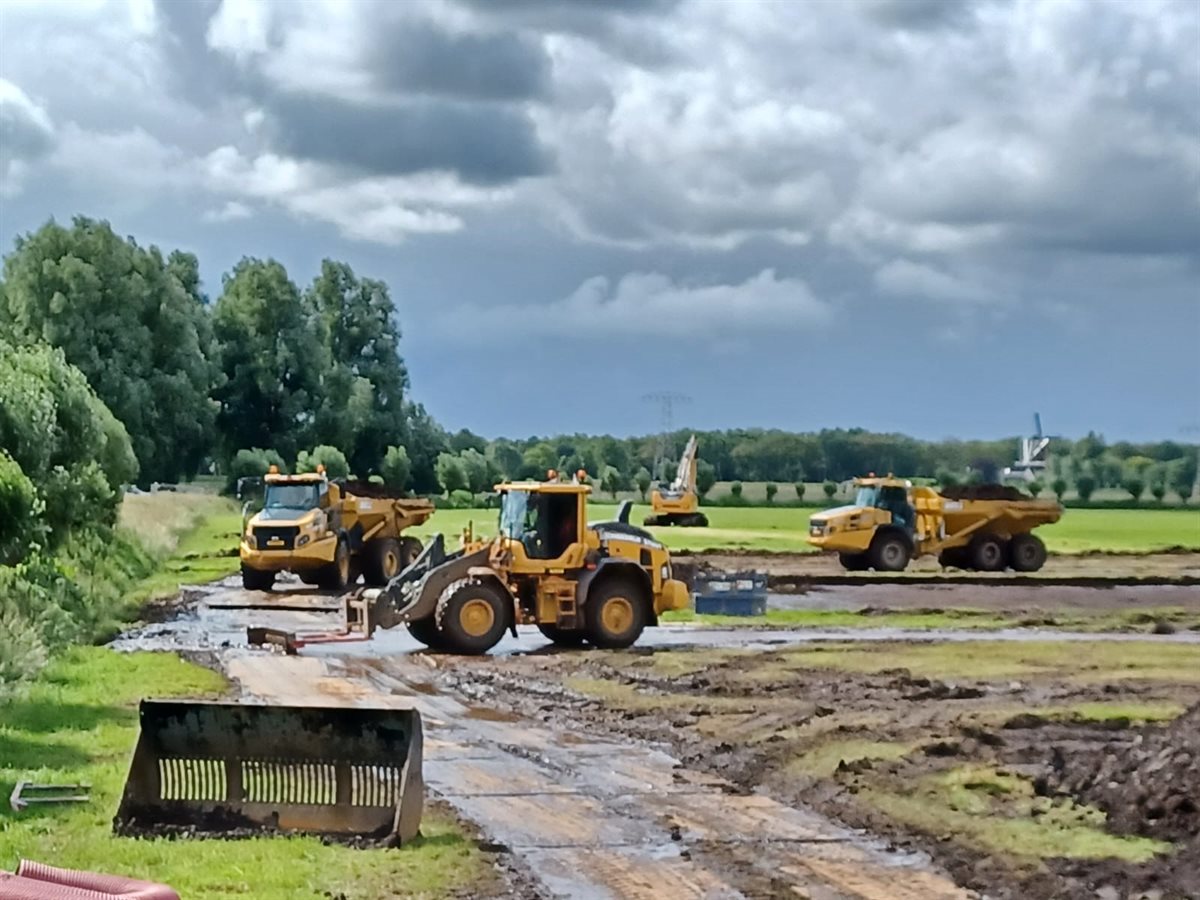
[364,538,404,586]
[1008,533,1047,572]
[586,578,647,649]
[537,624,587,647]
[399,537,422,568]
[319,539,352,591]
[869,532,911,572]
[241,565,275,591]
[407,617,449,651]
[437,580,509,655]
[838,552,870,571]
[969,533,1007,572]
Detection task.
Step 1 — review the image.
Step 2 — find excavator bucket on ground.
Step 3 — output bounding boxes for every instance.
[114,700,423,844]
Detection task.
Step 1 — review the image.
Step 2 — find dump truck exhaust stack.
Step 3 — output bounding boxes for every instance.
[114,700,423,844]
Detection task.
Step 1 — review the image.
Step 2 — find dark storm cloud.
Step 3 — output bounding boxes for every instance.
[153,0,265,107]
[0,93,54,161]
[266,93,552,183]
[367,21,550,101]
[860,0,988,30]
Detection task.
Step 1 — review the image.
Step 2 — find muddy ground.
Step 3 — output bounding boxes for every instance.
[679,550,1200,586]
[434,641,1200,900]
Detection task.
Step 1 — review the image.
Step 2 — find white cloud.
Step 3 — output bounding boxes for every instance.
[433,269,832,342]
[874,258,994,306]
[201,146,514,244]
[201,200,253,223]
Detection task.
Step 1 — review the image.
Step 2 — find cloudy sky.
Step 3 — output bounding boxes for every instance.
[1,0,1197,441]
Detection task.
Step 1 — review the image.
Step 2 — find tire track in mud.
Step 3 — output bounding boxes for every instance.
[222,651,976,899]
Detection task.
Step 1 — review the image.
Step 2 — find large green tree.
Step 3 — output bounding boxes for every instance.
[306,260,410,475]
[212,258,325,465]
[0,217,216,483]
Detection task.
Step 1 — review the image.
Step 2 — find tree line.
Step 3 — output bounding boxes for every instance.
[1,216,1195,509]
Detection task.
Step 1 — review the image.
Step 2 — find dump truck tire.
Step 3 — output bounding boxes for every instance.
[436,579,510,655]
[839,552,870,571]
[400,537,422,568]
[319,538,352,590]
[586,577,648,649]
[938,548,968,569]
[1008,533,1047,572]
[869,532,911,572]
[537,623,587,647]
[241,565,275,591]
[364,537,404,586]
[969,533,1007,571]
[407,617,449,650]
[298,571,322,585]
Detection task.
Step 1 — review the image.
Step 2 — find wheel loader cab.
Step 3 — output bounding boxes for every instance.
[497,484,588,571]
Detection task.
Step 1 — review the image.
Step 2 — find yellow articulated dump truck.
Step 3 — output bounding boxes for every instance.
[807,476,1062,573]
[253,476,690,654]
[240,468,434,591]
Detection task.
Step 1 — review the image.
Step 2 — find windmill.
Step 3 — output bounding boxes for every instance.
[1004,413,1051,482]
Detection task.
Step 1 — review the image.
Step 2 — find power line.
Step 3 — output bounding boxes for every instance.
[642,391,691,481]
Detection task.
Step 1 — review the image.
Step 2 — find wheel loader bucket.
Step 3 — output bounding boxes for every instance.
[114,700,423,844]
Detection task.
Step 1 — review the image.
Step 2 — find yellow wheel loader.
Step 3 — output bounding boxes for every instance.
[239,468,434,592]
[808,476,1062,573]
[644,434,708,527]
[253,477,690,654]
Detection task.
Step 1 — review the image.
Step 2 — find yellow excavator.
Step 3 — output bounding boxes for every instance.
[251,474,690,655]
[643,434,708,527]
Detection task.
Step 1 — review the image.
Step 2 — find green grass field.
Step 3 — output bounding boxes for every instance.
[411,504,1199,554]
[0,650,491,899]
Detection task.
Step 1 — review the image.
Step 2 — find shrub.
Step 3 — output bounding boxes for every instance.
[765,483,778,503]
[1074,475,1096,502]
[601,466,621,499]
[0,451,44,565]
[823,481,837,500]
[794,482,805,501]
[635,467,651,501]
[296,445,350,479]
[696,461,716,498]
[449,489,475,508]
[1028,480,1043,498]
[228,448,286,492]
[1151,482,1167,503]
[1051,478,1069,501]
[730,481,743,499]
[1122,477,1145,503]
[380,445,412,491]
[935,469,960,488]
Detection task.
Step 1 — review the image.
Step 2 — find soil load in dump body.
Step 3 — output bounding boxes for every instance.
[939,484,1032,502]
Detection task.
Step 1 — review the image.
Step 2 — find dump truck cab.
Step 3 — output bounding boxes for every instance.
[809,475,1062,573]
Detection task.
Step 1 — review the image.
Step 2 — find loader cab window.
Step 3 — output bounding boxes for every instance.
[499,490,579,560]
[264,483,320,511]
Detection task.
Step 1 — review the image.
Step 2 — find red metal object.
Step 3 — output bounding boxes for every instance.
[0,860,178,899]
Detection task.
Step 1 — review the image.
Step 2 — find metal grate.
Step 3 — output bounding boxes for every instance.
[242,760,338,806]
[351,765,402,808]
[157,758,227,802]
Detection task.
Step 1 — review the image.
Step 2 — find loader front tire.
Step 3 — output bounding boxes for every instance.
[1008,533,1047,572]
[241,565,275,591]
[437,580,509,655]
[364,538,404,586]
[869,532,911,572]
[537,624,587,647]
[407,617,449,651]
[586,578,648,649]
[969,533,1007,572]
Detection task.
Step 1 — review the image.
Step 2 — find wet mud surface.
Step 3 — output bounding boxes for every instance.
[111,554,1200,898]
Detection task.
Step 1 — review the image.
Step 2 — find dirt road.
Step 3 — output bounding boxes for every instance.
[113,570,1200,898]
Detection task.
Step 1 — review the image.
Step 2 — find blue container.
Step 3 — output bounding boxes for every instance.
[692,571,768,616]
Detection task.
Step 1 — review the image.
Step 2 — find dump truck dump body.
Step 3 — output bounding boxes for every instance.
[115,700,423,844]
